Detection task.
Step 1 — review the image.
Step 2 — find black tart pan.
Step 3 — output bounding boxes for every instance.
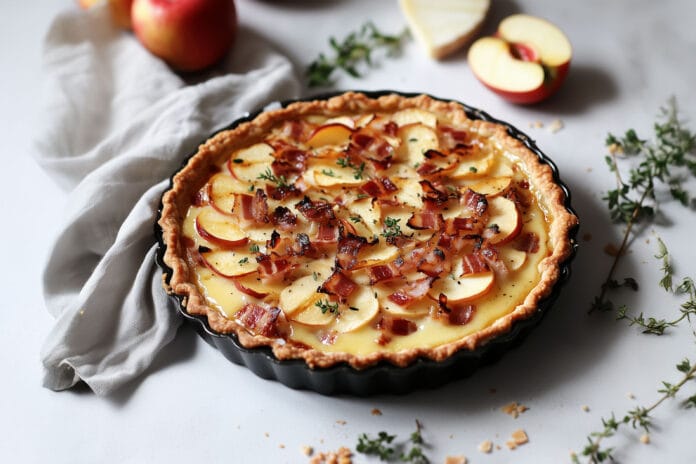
[155,90,579,396]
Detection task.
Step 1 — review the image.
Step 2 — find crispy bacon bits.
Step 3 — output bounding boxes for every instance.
[319,269,358,302]
[296,196,335,223]
[235,303,286,338]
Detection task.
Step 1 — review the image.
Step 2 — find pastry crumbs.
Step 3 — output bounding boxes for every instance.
[478,440,493,453]
[371,408,382,416]
[501,401,528,418]
[445,455,467,464]
[309,447,352,464]
[301,445,314,456]
[582,405,590,412]
[640,434,650,444]
[336,420,347,425]
[549,119,564,133]
[529,120,544,129]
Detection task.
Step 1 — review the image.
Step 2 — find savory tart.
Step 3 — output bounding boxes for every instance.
[158,92,577,369]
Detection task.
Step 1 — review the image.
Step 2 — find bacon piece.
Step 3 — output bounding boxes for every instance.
[463,188,488,216]
[407,211,444,230]
[479,246,508,275]
[235,303,286,338]
[234,191,270,224]
[295,196,335,223]
[439,125,469,149]
[448,304,475,325]
[293,233,313,256]
[272,147,307,179]
[351,130,395,162]
[367,263,401,284]
[192,188,208,207]
[378,316,417,336]
[461,253,490,275]
[416,149,458,178]
[443,216,484,236]
[315,223,340,244]
[336,233,368,270]
[256,254,294,283]
[514,232,540,254]
[319,269,358,302]
[419,180,450,206]
[266,184,302,201]
[360,177,398,198]
[505,186,532,208]
[388,276,435,307]
[271,206,296,231]
[417,247,451,278]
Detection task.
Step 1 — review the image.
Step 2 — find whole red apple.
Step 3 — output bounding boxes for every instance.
[109,0,134,29]
[132,0,237,72]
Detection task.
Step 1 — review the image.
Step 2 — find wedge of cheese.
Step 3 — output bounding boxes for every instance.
[399,0,490,59]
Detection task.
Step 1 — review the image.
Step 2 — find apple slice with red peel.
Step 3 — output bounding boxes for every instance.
[291,295,335,327]
[355,113,376,128]
[195,208,249,247]
[324,116,356,130]
[334,286,379,333]
[467,176,512,196]
[429,266,495,303]
[208,173,249,214]
[397,124,440,167]
[486,196,522,245]
[230,162,271,184]
[450,153,493,178]
[498,246,527,271]
[468,14,572,104]
[229,142,275,166]
[233,278,268,299]
[306,123,353,149]
[279,275,320,316]
[200,249,257,278]
[391,108,437,128]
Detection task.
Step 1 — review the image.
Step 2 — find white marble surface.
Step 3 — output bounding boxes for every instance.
[2,0,696,462]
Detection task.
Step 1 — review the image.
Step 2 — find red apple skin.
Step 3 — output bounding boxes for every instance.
[476,61,570,104]
[109,0,134,29]
[132,0,237,72]
[195,215,249,248]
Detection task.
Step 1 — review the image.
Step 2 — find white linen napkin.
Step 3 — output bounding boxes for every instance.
[35,4,301,395]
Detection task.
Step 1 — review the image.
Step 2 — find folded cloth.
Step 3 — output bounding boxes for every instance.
[35,5,301,395]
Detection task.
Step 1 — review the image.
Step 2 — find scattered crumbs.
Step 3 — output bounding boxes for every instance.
[604,243,621,257]
[505,440,518,450]
[640,434,650,444]
[279,444,285,449]
[549,119,564,133]
[309,446,352,464]
[478,440,493,454]
[582,405,590,412]
[501,401,529,419]
[301,445,314,457]
[586,167,593,172]
[445,455,467,464]
[495,444,502,450]
[529,120,544,129]
[608,143,623,155]
[627,392,636,400]
[336,420,347,426]
[371,408,382,416]
[645,238,651,244]
[264,432,270,438]
[511,429,529,446]
[582,233,593,242]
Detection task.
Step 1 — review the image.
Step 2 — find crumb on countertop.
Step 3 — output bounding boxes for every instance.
[582,405,590,412]
[309,447,352,464]
[478,440,493,454]
[501,401,529,418]
[640,434,650,444]
[529,120,544,129]
[371,408,382,416]
[549,119,564,133]
[301,445,314,457]
[336,420,347,425]
[445,455,467,464]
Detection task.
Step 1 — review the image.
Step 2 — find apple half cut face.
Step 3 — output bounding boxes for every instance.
[467,14,572,104]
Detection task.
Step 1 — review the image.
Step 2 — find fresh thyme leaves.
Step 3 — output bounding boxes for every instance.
[249,244,260,253]
[315,298,339,314]
[381,216,402,239]
[355,420,429,463]
[306,21,409,87]
[575,359,696,464]
[321,168,336,177]
[337,156,366,179]
[591,98,696,313]
[349,215,362,223]
[257,167,288,187]
[356,431,396,460]
[655,237,673,292]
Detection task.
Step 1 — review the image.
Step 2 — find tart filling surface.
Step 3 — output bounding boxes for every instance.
[159,92,577,368]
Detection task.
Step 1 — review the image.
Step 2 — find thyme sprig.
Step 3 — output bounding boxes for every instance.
[306,22,409,87]
[337,156,366,179]
[315,298,339,314]
[381,216,402,239]
[257,167,288,187]
[590,98,696,313]
[355,420,429,463]
[574,359,696,463]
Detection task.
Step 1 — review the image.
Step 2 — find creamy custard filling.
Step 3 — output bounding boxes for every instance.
[180,108,551,356]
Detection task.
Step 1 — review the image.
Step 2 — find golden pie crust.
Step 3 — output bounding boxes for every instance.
[158,92,577,369]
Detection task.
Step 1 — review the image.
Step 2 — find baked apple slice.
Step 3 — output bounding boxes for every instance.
[467,176,512,196]
[279,274,321,316]
[486,196,522,244]
[397,124,440,167]
[208,173,249,214]
[334,286,379,333]
[195,208,249,248]
[391,108,437,128]
[200,249,257,278]
[429,268,495,303]
[306,123,353,148]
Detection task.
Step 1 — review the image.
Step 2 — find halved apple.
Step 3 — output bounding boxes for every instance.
[467,14,572,104]
[334,286,379,333]
[486,196,522,244]
[399,0,490,59]
[306,123,353,149]
[279,274,320,316]
[195,208,249,248]
[498,246,527,271]
[391,108,437,128]
[200,249,257,278]
[397,124,440,167]
[467,176,512,196]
